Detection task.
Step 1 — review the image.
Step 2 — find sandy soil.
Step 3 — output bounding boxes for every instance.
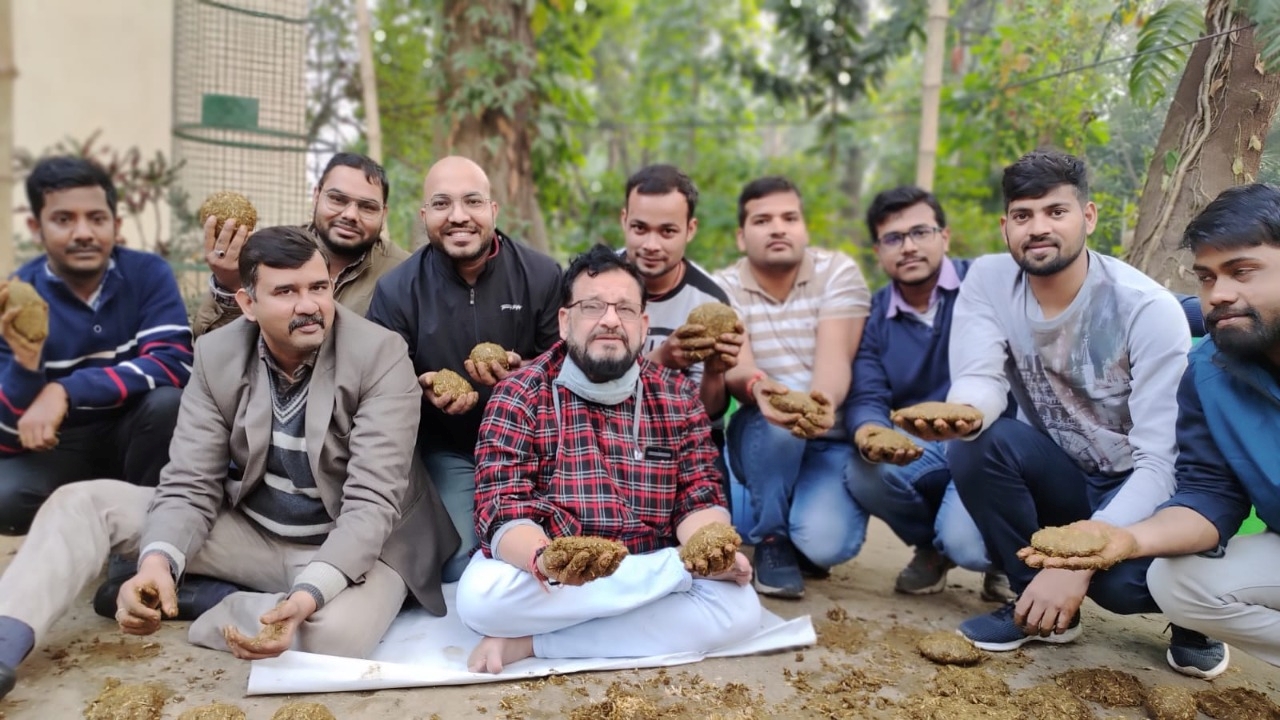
[1,520,1276,719]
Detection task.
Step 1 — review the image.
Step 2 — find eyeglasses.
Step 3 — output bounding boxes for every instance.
[878,225,942,248]
[424,194,491,214]
[566,299,643,321]
[321,190,383,220]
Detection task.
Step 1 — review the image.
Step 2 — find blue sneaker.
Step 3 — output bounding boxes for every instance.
[1167,625,1230,679]
[752,535,805,599]
[0,661,13,700]
[958,601,1081,651]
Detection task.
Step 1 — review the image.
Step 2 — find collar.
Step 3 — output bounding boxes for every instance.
[333,249,372,287]
[257,335,317,389]
[637,257,688,302]
[44,256,118,310]
[886,256,960,319]
[428,230,505,285]
[738,250,815,301]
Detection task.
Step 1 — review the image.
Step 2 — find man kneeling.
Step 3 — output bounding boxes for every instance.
[458,245,761,674]
[0,226,457,699]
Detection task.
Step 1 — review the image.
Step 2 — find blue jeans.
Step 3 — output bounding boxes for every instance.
[726,406,866,567]
[949,417,1157,615]
[422,447,479,583]
[846,440,991,572]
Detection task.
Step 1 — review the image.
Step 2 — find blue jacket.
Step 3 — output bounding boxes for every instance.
[844,258,971,435]
[1161,339,1278,544]
[0,248,193,454]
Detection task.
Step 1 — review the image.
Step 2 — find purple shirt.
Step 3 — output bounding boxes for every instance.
[886,257,960,319]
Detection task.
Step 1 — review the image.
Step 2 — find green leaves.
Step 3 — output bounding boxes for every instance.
[1129,1,1204,108]
[1240,0,1280,71]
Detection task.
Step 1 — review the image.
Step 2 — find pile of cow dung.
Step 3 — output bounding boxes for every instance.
[82,678,170,720]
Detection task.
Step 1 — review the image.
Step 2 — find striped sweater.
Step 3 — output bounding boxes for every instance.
[0,247,193,454]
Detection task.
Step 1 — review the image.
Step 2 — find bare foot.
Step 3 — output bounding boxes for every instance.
[467,635,534,674]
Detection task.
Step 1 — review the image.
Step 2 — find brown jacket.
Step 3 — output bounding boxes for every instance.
[193,233,411,337]
[141,304,459,614]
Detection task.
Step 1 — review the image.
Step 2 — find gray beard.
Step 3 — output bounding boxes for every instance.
[568,341,638,383]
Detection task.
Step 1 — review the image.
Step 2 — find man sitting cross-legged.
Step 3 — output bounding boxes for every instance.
[457,245,761,674]
[0,226,457,699]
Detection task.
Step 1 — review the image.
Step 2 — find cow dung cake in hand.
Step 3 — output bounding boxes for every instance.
[682,302,739,362]
[1,279,49,343]
[769,390,821,418]
[679,523,741,576]
[470,342,510,370]
[432,368,474,397]
[198,191,258,236]
[890,401,983,428]
[1030,526,1109,558]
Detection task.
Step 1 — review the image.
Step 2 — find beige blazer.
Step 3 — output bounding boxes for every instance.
[142,304,458,614]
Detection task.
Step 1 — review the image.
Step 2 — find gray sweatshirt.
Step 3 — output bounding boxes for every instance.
[946,251,1190,526]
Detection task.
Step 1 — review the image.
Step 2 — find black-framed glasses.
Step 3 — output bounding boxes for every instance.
[878,225,942,248]
[321,190,383,220]
[566,299,643,321]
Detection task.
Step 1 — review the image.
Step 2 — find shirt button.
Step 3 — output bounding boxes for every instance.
[93,325,102,333]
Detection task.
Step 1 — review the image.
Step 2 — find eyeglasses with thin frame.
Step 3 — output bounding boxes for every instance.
[878,225,943,248]
[321,190,384,220]
[566,298,643,321]
[423,194,491,214]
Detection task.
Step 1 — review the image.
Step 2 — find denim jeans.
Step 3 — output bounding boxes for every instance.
[422,446,479,583]
[846,439,991,571]
[726,406,866,567]
[0,386,183,535]
[949,417,1158,615]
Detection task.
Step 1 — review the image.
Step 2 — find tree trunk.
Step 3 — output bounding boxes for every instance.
[439,0,548,253]
[354,0,382,163]
[0,0,14,276]
[916,0,948,190]
[1126,0,1280,291]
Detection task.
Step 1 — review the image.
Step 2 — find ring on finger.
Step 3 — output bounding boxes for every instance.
[216,250,226,258]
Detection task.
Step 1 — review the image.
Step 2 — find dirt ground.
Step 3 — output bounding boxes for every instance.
[1,520,1276,719]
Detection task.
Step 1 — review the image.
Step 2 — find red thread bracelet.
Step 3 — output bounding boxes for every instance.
[528,541,553,593]
[745,370,767,400]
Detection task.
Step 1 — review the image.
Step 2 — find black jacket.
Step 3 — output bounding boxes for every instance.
[367,231,562,455]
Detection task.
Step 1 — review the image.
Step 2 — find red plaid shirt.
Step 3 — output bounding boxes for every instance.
[474,341,726,556]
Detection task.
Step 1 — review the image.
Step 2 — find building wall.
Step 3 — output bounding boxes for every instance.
[12,0,172,256]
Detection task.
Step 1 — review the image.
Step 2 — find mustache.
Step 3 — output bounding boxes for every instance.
[1206,305,1258,327]
[1022,233,1058,247]
[289,313,325,332]
[589,329,628,343]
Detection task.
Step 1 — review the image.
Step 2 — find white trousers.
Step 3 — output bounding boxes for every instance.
[1147,532,1280,667]
[455,547,762,659]
[0,480,406,659]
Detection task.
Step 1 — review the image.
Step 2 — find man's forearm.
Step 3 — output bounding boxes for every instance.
[494,522,552,571]
[1130,507,1221,558]
[699,370,728,417]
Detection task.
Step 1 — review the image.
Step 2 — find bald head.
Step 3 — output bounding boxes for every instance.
[420,155,500,265]
[423,155,491,197]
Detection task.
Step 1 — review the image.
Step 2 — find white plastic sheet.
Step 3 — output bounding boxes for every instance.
[247,584,815,695]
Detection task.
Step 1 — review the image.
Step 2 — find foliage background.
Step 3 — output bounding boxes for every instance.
[290,0,1280,282]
